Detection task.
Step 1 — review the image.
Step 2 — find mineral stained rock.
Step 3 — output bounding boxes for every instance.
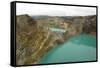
[16,14,96,65]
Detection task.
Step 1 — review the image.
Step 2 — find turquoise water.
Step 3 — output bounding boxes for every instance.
[49,28,66,32]
[37,34,96,64]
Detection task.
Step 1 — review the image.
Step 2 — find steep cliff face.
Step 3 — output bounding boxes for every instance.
[63,15,96,35]
[82,15,96,35]
[16,14,96,65]
[16,15,65,65]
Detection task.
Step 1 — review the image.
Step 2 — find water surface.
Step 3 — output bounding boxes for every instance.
[38,34,96,64]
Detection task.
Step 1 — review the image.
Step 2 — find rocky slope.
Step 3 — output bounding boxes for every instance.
[16,14,96,65]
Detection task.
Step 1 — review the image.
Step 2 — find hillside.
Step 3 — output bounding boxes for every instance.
[16,14,96,65]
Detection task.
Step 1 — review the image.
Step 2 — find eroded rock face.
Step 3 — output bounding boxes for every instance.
[82,15,96,35]
[16,15,66,65]
[16,14,96,65]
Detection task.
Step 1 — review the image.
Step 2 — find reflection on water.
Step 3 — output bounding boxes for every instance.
[38,34,96,64]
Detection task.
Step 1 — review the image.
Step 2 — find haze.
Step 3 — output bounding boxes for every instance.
[16,3,96,16]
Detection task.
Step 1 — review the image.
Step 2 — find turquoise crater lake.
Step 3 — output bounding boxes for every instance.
[37,34,96,64]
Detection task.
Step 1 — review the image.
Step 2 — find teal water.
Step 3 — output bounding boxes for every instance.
[49,28,66,32]
[37,34,96,64]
